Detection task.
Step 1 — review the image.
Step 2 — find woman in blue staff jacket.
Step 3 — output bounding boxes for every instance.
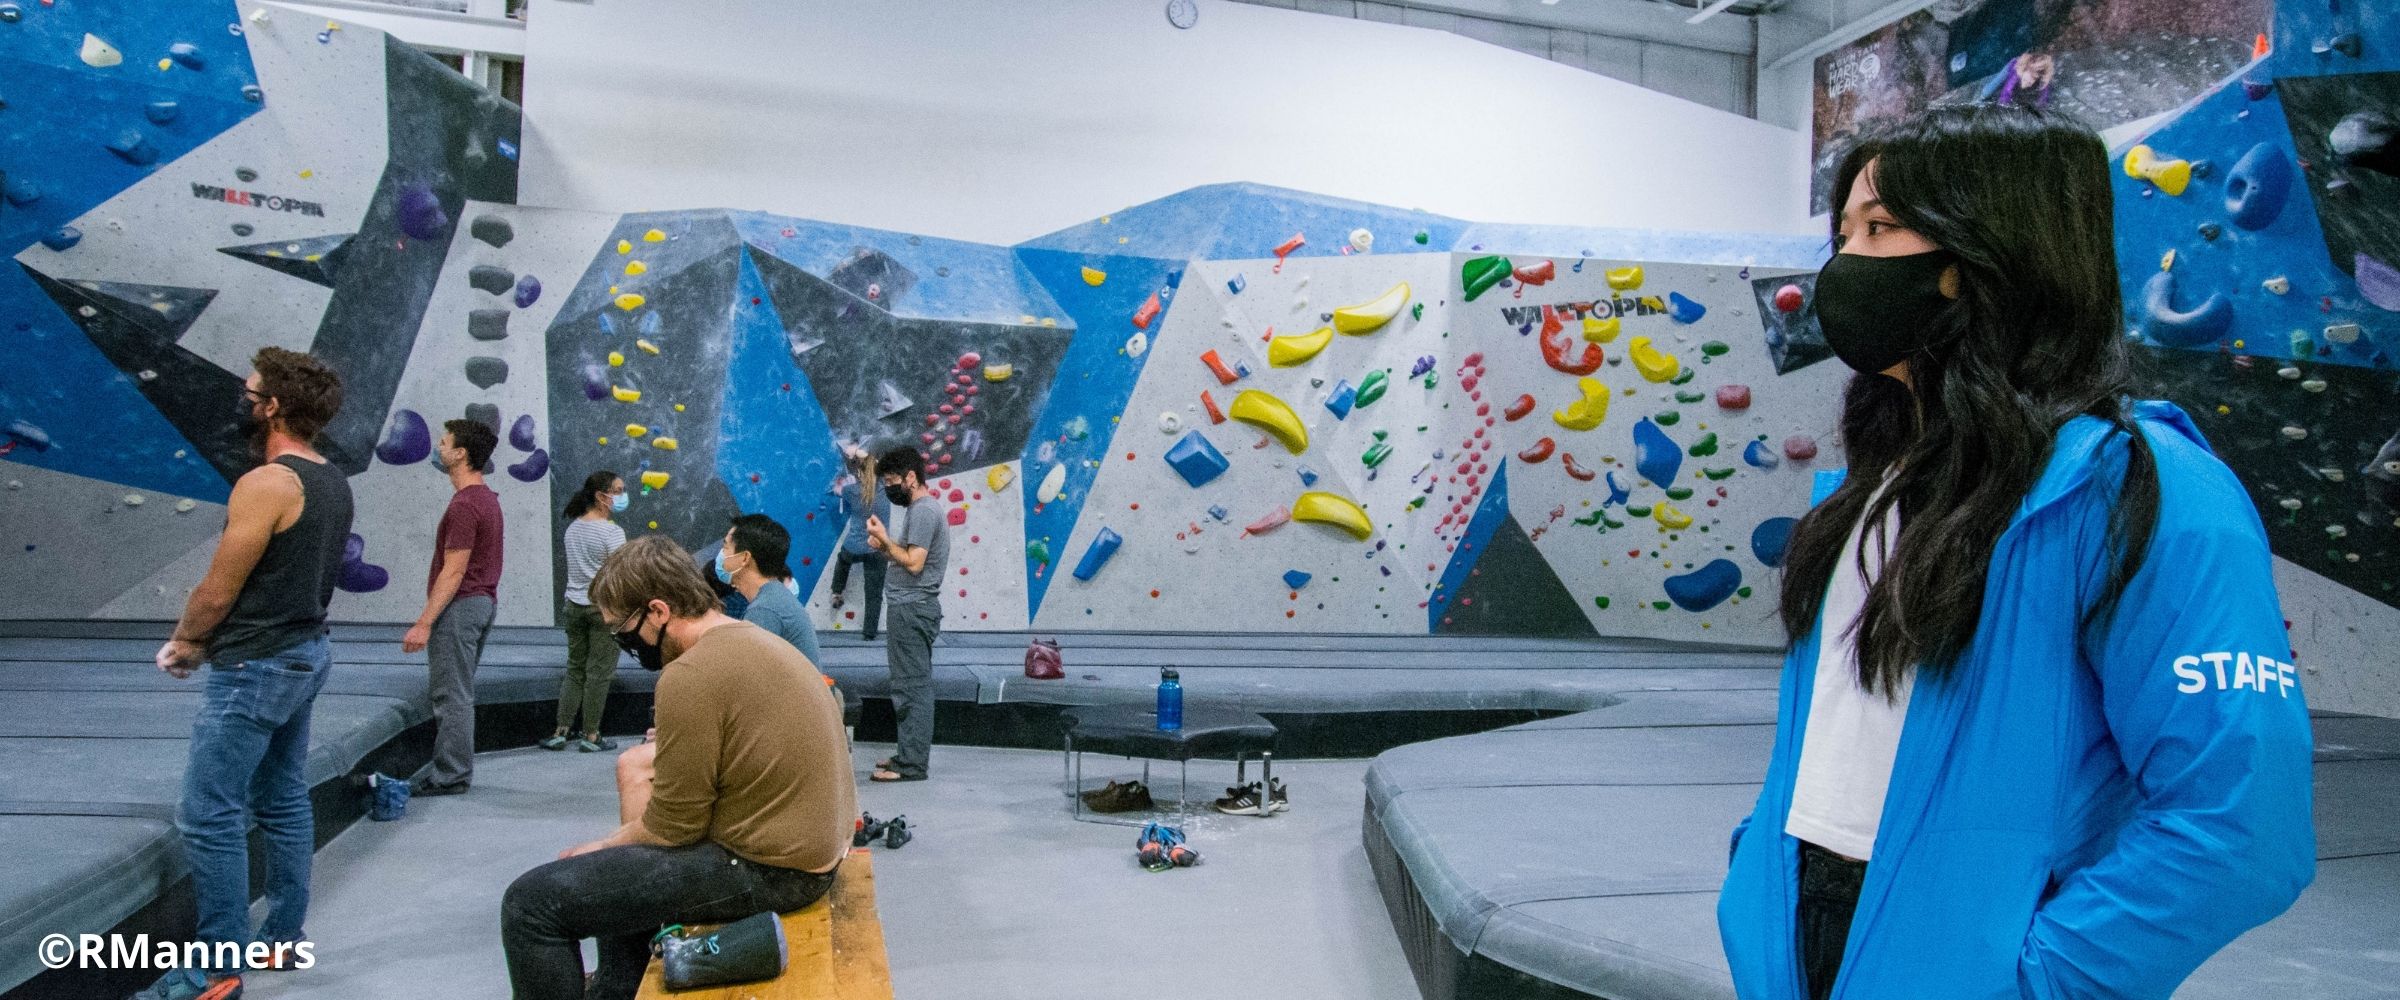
[1719,103,2314,1000]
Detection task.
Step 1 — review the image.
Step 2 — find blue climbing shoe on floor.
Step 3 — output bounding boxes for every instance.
[128,970,241,1000]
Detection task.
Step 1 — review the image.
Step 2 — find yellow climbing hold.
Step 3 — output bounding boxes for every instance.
[156,58,172,71]
[652,437,678,451]
[617,240,633,255]
[640,471,671,490]
[1605,266,1644,291]
[1582,316,1620,343]
[1041,318,1058,327]
[1230,389,1309,454]
[673,404,685,412]
[1552,378,1610,431]
[1629,337,1680,383]
[1653,502,1693,530]
[642,229,667,243]
[611,386,641,403]
[636,339,661,355]
[2123,145,2191,196]
[625,260,648,277]
[624,424,648,438]
[987,464,1016,493]
[80,34,124,68]
[1081,267,1107,286]
[1292,491,1373,540]
[614,293,646,311]
[2160,249,2177,272]
[1268,326,1335,367]
[608,351,625,367]
[1331,282,1410,334]
[983,363,1014,382]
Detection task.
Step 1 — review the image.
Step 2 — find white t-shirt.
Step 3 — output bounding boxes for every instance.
[1784,486,1913,861]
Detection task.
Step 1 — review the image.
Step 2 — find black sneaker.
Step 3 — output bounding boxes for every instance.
[410,778,468,797]
[538,733,569,751]
[1212,782,1265,816]
[1080,780,1155,813]
[1267,778,1289,813]
[573,735,617,752]
[853,813,884,847]
[882,815,912,849]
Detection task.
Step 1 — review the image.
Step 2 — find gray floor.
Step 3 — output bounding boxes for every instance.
[241,742,1415,1000]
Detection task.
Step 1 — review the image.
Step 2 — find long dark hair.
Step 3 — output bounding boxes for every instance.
[564,470,621,519]
[1779,104,2160,697]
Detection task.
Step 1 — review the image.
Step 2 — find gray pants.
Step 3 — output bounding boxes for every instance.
[884,599,940,778]
[427,594,496,787]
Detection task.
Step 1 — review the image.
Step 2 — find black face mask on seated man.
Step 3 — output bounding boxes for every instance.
[612,606,667,671]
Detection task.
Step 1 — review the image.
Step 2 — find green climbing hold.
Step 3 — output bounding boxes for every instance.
[1688,432,1719,458]
[1414,230,1430,245]
[1626,504,1653,518]
[1411,302,1424,321]
[1422,372,1439,389]
[1652,600,1672,611]
[1736,586,1753,599]
[1362,441,1392,468]
[1602,513,1624,529]
[1574,510,1606,526]
[1461,256,1512,302]
[1407,495,1427,509]
[1593,596,1610,609]
[2289,329,2313,356]
[1702,467,1736,481]
[1355,370,1390,408]
[1670,367,1696,386]
[1675,390,1705,404]
[1700,341,1730,357]
[1654,411,1680,426]
[1665,486,1695,501]
[1026,539,1051,563]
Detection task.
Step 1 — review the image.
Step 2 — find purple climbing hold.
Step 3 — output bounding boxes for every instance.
[336,533,389,593]
[2357,254,2400,312]
[1634,418,1683,486]
[509,414,539,452]
[375,409,432,465]
[2242,77,2274,101]
[41,226,82,251]
[1410,355,1437,379]
[514,274,542,309]
[507,448,551,483]
[1663,559,1742,612]
[4,419,53,451]
[395,183,448,241]
[581,362,610,401]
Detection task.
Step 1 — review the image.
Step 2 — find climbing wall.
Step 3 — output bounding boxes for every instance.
[2113,0,2400,714]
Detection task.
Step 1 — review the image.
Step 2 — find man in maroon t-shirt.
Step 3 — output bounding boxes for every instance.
[402,419,505,795]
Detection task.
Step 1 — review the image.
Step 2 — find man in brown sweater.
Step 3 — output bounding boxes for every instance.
[502,536,857,1000]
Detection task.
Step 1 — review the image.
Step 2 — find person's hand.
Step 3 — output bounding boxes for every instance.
[155,639,204,679]
[402,623,431,654]
[864,514,888,550]
[558,839,610,860]
[644,727,657,743]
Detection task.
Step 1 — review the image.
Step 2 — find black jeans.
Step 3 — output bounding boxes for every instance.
[831,549,886,636]
[502,840,835,1000]
[1797,841,1868,1000]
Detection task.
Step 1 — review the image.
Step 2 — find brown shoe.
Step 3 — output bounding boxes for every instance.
[1080,780,1155,813]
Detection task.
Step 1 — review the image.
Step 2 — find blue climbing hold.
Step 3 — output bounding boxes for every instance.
[1207,504,1229,522]
[1663,559,1742,612]
[1324,380,1357,420]
[581,363,610,401]
[1283,570,1312,590]
[1604,470,1631,506]
[1071,527,1123,581]
[1227,274,1246,295]
[509,413,539,452]
[1297,466,1319,487]
[2226,142,2293,231]
[374,409,432,465]
[1743,439,1781,470]
[167,42,206,70]
[2139,270,2233,347]
[144,100,181,125]
[106,129,160,166]
[395,183,447,241]
[1667,292,1707,324]
[1163,430,1229,487]
[1164,269,1183,288]
[513,274,542,309]
[39,226,82,251]
[4,419,53,451]
[1751,517,1797,568]
[1633,418,1682,486]
[507,448,551,483]
[2,175,41,207]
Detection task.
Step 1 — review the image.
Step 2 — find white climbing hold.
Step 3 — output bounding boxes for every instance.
[4,480,19,491]
[2262,276,2290,295]
[2277,366,2302,379]
[122,493,144,507]
[81,34,125,68]
[1158,412,1182,433]
[1036,463,1067,504]
[1125,331,1149,358]
[2327,524,2348,538]
[2326,323,2361,345]
[2279,497,2304,510]
[1348,228,1374,253]
[175,498,197,513]
[2281,426,2309,440]
[2301,379,2328,392]
[139,369,158,381]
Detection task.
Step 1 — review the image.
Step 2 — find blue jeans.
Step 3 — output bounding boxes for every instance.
[174,634,331,981]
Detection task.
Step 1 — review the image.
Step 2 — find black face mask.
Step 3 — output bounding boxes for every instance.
[1812,250,1960,375]
[613,608,667,671]
[884,482,913,507]
[236,393,268,455]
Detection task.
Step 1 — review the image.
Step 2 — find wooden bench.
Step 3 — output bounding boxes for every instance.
[634,849,893,999]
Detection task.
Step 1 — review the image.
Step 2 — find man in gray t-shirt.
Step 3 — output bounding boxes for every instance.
[865,445,948,782]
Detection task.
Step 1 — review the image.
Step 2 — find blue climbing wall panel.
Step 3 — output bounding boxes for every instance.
[718,248,846,597]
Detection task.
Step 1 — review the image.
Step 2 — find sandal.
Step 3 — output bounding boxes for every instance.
[870,768,925,782]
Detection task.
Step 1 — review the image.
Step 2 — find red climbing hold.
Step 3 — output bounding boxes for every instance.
[1513,260,1556,286]
[1540,318,1604,375]
[1518,438,1555,463]
[946,507,967,526]
[1561,454,1597,482]
[1504,394,1536,421]
[1462,352,1484,368]
[1783,435,1819,461]
[1716,385,1751,410]
[1132,291,1162,330]
[1461,374,1480,392]
[1200,350,1240,385]
[958,351,981,370]
[1774,284,1804,313]
[1540,304,1565,337]
[1200,390,1225,424]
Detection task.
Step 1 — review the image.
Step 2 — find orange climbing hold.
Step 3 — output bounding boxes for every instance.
[1132,291,1162,330]
[1200,350,1240,385]
[1200,390,1226,424]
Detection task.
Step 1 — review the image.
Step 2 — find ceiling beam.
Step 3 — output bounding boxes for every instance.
[1358,0,1760,55]
[1762,0,1934,71]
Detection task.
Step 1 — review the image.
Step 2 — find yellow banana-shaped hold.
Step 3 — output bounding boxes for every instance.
[1230,389,1309,454]
[1268,325,1335,367]
[1552,378,1609,431]
[1292,491,1373,540]
[1331,282,1410,334]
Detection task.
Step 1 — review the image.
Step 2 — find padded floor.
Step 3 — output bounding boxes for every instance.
[1365,703,2400,999]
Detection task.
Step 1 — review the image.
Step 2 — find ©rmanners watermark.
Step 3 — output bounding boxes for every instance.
[38,934,315,972]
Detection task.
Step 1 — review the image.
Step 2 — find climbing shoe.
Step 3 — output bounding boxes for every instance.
[1080,779,1155,814]
[853,813,884,848]
[881,815,912,849]
[538,732,569,751]
[573,734,617,753]
[1268,778,1290,813]
[128,971,241,1000]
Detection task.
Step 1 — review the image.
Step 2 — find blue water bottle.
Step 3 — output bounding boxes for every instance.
[1156,668,1183,732]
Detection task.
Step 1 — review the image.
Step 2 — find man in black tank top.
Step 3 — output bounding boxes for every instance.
[139,349,352,1000]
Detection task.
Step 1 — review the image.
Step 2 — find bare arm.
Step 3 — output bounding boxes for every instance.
[158,467,298,675]
[401,550,470,653]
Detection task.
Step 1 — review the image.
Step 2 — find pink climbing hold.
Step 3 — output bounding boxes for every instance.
[1783,435,1819,461]
[947,507,967,526]
[1244,507,1292,536]
[1774,284,1804,313]
[958,351,982,370]
[1716,385,1752,410]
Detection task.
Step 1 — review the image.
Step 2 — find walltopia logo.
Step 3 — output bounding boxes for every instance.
[191,182,326,217]
[36,933,315,973]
